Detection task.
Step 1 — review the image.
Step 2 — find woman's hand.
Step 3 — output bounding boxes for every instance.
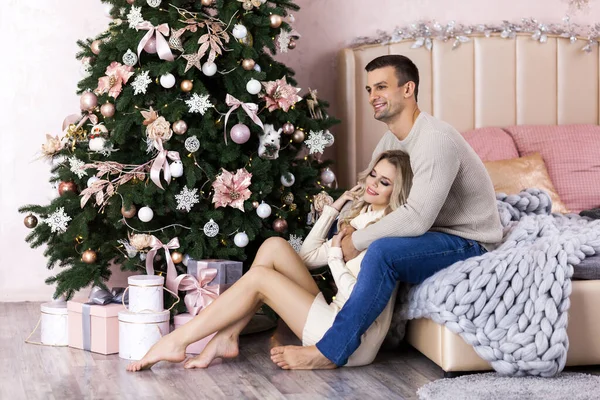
[331,228,348,248]
[331,184,362,211]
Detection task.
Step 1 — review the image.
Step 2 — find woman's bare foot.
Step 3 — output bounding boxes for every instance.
[270,345,337,370]
[184,333,239,369]
[126,333,187,372]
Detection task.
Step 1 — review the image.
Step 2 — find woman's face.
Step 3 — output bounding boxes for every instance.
[363,158,398,209]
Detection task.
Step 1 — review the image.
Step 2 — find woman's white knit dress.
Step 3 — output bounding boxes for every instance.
[299,205,399,367]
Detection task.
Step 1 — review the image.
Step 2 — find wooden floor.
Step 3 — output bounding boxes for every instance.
[2,302,447,399]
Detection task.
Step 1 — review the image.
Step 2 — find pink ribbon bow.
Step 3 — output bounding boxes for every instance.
[150,139,180,190]
[62,112,99,132]
[136,21,175,62]
[169,269,219,316]
[223,94,264,144]
[145,236,180,277]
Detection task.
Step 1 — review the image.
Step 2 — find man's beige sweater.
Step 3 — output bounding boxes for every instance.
[352,112,503,251]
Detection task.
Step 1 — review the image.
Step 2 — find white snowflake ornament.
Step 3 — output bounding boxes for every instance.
[132,70,152,95]
[45,207,72,233]
[122,49,138,66]
[184,136,200,152]
[305,130,328,154]
[69,157,87,179]
[186,93,213,115]
[277,31,292,53]
[175,186,200,212]
[288,234,303,253]
[127,6,143,29]
[203,219,219,237]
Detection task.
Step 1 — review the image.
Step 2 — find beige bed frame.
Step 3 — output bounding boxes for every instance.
[336,33,600,373]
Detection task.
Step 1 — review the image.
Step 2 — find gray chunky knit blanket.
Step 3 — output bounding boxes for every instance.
[387,189,600,377]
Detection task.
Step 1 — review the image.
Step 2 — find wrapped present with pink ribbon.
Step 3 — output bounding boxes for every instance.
[186,259,243,293]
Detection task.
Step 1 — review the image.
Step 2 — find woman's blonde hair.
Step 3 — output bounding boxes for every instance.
[340,150,413,227]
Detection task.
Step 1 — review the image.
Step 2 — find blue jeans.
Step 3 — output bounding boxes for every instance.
[316,232,486,366]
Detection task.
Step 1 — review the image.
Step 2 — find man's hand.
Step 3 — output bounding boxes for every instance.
[340,226,360,262]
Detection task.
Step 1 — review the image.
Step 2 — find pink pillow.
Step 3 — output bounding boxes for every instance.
[504,125,600,213]
[461,127,519,162]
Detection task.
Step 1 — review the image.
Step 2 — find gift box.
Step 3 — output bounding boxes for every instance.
[173,313,216,354]
[186,259,243,287]
[40,301,69,346]
[119,310,170,360]
[127,275,164,313]
[67,298,125,354]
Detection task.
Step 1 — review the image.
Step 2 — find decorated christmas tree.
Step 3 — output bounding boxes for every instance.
[19,0,339,299]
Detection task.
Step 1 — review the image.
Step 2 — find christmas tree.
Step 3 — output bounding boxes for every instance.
[19,0,339,299]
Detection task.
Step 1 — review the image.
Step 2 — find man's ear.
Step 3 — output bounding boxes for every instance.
[404,81,415,98]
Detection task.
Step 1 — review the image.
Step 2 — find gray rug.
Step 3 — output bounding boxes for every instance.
[418,372,600,400]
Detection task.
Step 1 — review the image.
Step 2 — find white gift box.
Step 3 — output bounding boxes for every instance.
[127,275,164,313]
[40,302,69,346]
[118,310,170,360]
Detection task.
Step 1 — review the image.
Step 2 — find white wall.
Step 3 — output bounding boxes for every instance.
[2,0,595,301]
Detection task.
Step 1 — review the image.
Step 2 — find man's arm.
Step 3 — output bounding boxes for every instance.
[352,135,460,251]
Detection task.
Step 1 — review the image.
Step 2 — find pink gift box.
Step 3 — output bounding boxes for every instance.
[67,298,125,355]
[173,313,216,354]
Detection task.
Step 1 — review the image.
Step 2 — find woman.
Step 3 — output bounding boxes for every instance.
[127,150,413,371]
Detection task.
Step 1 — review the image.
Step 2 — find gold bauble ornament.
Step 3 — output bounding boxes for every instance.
[238,32,254,47]
[200,0,213,5]
[82,249,97,264]
[121,205,137,218]
[273,218,288,233]
[241,58,256,71]
[289,203,297,212]
[288,39,297,49]
[269,14,283,29]
[292,129,305,143]
[24,214,38,229]
[252,201,260,209]
[171,251,183,264]
[281,192,294,205]
[180,80,194,92]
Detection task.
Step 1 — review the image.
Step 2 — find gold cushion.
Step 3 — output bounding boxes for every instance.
[484,153,569,213]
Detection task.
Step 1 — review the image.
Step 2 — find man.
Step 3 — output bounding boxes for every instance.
[270,55,503,369]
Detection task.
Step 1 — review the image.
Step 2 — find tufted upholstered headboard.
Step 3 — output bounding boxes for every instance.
[335,33,600,188]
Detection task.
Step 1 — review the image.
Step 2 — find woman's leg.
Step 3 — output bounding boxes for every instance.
[127,265,317,371]
[184,237,320,368]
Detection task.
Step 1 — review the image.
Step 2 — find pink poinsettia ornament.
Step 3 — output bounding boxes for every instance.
[260,76,302,112]
[96,62,134,98]
[211,168,252,211]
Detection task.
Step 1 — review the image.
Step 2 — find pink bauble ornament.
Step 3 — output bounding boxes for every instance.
[80,92,98,111]
[91,40,102,55]
[144,36,157,54]
[172,120,188,135]
[230,123,251,144]
[126,0,135,3]
[282,122,295,135]
[100,103,115,118]
[320,168,336,185]
[273,218,288,233]
[292,129,305,143]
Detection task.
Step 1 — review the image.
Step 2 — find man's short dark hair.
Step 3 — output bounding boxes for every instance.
[365,55,420,102]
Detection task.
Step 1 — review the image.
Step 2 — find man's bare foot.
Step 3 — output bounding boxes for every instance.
[126,333,187,372]
[184,333,239,369]
[270,345,337,370]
